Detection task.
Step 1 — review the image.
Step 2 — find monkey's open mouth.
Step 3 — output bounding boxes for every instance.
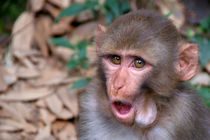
[112,101,132,115]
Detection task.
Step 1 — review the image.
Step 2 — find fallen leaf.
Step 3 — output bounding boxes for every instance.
[0,67,8,91]
[35,125,56,140]
[51,17,74,35]
[58,88,79,116]
[0,119,37,133]
[0,87,53,101]
[58,123,77,140]
[39,108,56,125]
[69,22,97,43]
[156,0,185,29]
[16,66,40,79]
[34,16,52,56]
[43,3,61,18]
[30,0,44,12]
[45,94,63,115]
[1,65,17,86]
[48,0,71,8]
[30,67,68,86]
[11,12,34,57]
[0,102,26,123]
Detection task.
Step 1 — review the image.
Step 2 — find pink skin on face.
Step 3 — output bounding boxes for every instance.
[102,50,155,125]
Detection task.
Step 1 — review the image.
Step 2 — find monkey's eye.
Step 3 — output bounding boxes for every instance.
[134,58,145,68]
[111,55,121,65]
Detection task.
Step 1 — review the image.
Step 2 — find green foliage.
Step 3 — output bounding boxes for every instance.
[50,37,91,89]
[53,0,130,89]
[164,11,173,18]
[102,0,130,23]
[187,16,210,68]
[56,0,130,24]
[50,37,90,71]
[198,86,210,107]
[71,78,91,89]
[50,37,74,49]
[55,0,98,22]
[0,0,27,34]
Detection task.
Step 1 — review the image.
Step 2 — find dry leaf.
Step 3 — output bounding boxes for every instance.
[76,10,94,23]
[52,121,66,137]
[0,87,53,101]
[58,123,77,140]
[34,16,52,57]
[45,93,74,119]
[11,12,34,57]
[30,0,45,12]
[87,45,97,64]
[11,102,39,123]
[48,0,71,8]
[0,68,7,91]
[51,17,74,35]
[1,65,17,86]
[36,99,47,108]
[16,66,40,79]
[0,102,26,123]
[56,108,74,120]
[30,67,68,86]
[156,0,185,29]
[39,108,56,125]
[55,47,74,62]
[0,119,37,133]
[69,22,97,43]
[58,88,79,116]
[35,125,56,140]
[45,94,63,115]
[43,3,61,18]
[0,132,22,140]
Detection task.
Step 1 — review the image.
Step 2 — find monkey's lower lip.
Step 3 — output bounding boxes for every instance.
[112,101,133,115]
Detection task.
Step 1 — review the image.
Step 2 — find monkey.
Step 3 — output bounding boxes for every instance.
[78,10,210,140]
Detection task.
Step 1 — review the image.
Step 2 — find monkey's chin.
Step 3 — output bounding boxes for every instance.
[111,101,135,124]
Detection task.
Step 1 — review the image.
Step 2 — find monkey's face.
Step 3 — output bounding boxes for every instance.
[102,50,157,126]
[96,12,198,127]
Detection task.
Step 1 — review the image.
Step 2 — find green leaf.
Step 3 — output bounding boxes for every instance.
[67,58,79,71]
[56,3,86,22]
[84,0,98,10]
[119,0,130,14]
[164,11,173,18]
[71,78,91,89]
[104,11,113,24]
[78,46,87,60]
[198,87,210,99]
[50,37,74,49]
[200,16,210,33]
[105,0,120,18]
[191,35,210,68]
[81,61,89,68]
[77,39,89,50]
[186,29,195,39]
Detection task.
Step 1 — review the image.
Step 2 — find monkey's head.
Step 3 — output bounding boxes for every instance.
[96,10,198,127]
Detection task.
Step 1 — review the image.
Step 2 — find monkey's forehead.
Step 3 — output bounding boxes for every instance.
[105,10,180,49]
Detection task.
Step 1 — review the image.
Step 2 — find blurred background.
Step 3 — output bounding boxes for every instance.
[0,0,209,139]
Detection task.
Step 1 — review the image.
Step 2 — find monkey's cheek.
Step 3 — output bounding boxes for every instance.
[135,103,157,127]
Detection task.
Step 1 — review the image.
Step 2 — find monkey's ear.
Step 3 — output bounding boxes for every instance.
[96,24,106,52]
[177,44,199,81]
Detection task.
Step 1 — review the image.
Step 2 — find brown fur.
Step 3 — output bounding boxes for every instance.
[79,10,210,140]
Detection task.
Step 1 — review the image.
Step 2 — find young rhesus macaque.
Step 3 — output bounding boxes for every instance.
[79,10,210,140]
